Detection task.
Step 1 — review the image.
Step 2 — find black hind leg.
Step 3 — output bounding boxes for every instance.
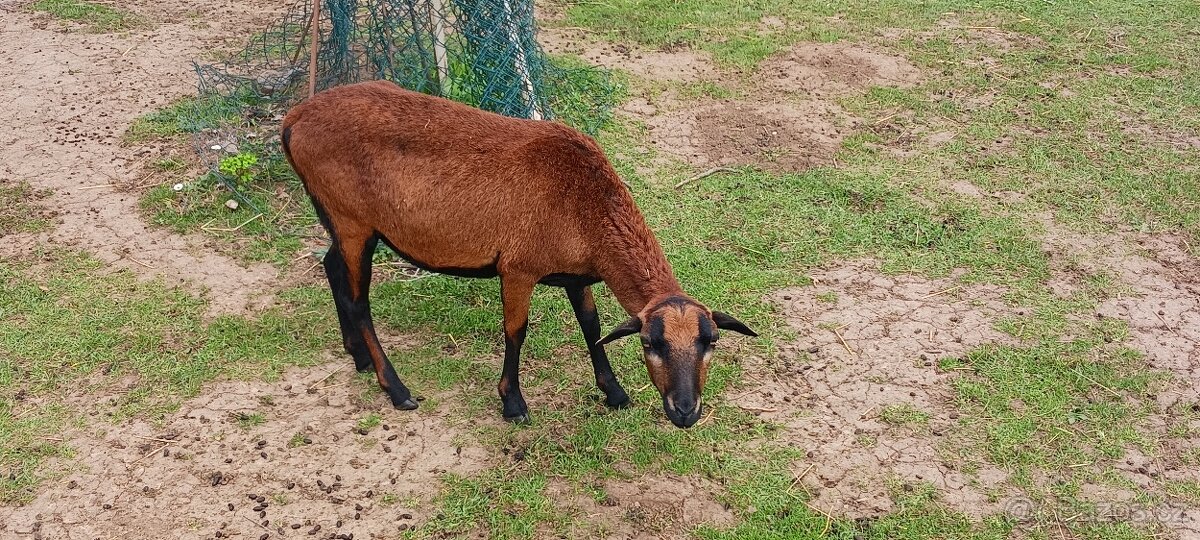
[323,247,373,373]
[312,193,418,410]
[326,233,418,410]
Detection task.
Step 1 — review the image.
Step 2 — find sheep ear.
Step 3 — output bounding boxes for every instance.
[596,317,642,346]
[712,311,757,337]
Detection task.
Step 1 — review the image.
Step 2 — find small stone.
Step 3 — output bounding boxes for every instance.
[225,199,239,211]
[172,183,184,192]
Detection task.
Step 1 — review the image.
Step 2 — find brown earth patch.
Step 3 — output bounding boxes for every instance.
[1118,114,1200,151]
[755,262,1021,518]
[645,100,856,174]
[539,28,720,82]
[0,3,285,317]
[0,360,489,540]
[635,43,920,174]
[546,474,735,539]
[758,43,921,97]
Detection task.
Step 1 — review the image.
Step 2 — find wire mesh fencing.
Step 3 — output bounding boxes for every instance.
[172,0,619,213]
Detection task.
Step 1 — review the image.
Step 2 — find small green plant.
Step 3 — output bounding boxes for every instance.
[219,153,259,187]
[271,493,290,506]
[880,403,932,427]
[234,412,266,430]
[379,491,399,506]
[288,432,311,448]
[815,291,838,303]
[356,412,382,432]
[153,158,186,172]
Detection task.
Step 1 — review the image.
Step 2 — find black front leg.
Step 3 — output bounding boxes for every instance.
[567,285,630,408]
[499,276,534,423]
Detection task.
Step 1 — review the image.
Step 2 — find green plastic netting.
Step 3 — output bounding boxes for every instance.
[176,0,618,213]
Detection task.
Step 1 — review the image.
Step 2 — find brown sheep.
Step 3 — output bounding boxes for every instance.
[281,80,756,428]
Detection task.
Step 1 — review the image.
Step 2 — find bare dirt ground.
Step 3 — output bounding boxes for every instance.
[0,1,282,317]
[0,360,490,540]
[746,229,1200,534]
[759,263,1019,518]
[546,476,734,540]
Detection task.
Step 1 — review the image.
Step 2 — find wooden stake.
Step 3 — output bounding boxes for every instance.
[307,0,322,98]
[429,0,449,97]
[501,0,542,119]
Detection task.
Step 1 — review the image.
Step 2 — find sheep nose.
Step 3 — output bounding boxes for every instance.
[669,399,702,428]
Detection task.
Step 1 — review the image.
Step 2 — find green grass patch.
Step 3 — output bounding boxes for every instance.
[949,340,1161,484]
[0,181,53,236]
[288,432,311,448]
[880,403,932,428]
[356,412,382,433]
[1165,480,1200,506]
[125,92,252,142]
[234,411,266,430]
[30,0,138,32]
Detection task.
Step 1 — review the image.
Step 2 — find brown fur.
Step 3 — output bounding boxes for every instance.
[283,81,681,312]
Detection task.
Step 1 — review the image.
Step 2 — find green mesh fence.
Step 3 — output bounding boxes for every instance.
[176,0,619,212]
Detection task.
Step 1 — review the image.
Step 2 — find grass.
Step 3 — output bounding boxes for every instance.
[125,92,254,143]
[288,432,311,448]
[30,0,138,32]
[234,412,266,430]
[0,181,53,236]
[356,412,382,433]
[880,403,932,428]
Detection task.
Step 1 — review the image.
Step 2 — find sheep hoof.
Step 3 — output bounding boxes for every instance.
[394,398,419,410]
[504,413,530,424]
[606,394,631,409]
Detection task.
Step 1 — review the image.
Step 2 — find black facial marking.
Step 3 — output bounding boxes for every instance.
[646,314,668,357]
[697,314,716,343]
